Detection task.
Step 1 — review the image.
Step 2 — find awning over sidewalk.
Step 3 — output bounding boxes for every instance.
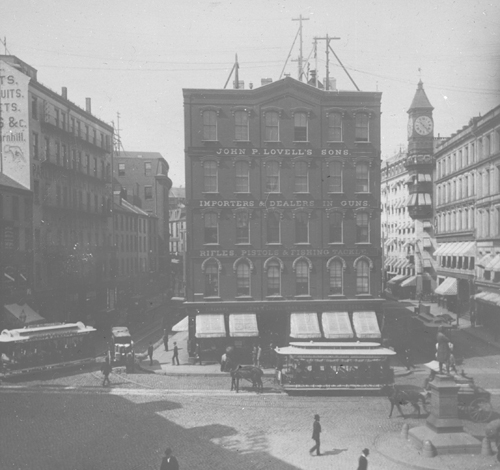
[228,313,259,337]
[195,314,227,338]
[290,313,321,339]
[4,303,45,325]
[434,277,458,296]
[477,253,494,268]
[474,292,500,307]
[401,275,417,287]
[485,254,500,271]
[388,274,409,285]
[172,316,188,332]
[352,311,381,339]
[321,312,354,339]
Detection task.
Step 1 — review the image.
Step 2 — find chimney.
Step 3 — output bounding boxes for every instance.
[249,83,253,89]
[61,87,67,99]
[261,78,273,86]
[85,98,91,114]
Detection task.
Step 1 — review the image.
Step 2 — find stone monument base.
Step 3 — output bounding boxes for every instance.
[409,426,481,455]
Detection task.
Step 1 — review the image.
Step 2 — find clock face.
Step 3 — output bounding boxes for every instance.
[414,115,433,135]
[407,118,413,137]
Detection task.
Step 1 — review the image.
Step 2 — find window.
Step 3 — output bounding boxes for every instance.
[356,212,370,243]
[32,132,39,159]
[203,161,218,192]
[93,157,98,177]
[294,161,308,193]
[355,113,369,142]
[71,117,75,134]
[61,112,66,131]
[234,110,249,141]
[236,211,250,244]
[295,260,309,295]
[31,96,38,119]
[267,212,280,244]
[55,109,60,128]
[202,110,217,141]
[144,186,153,200]
[236,262,251,296]
[265,161,280,192]
[265,111,279,141]
[235,161,249,193]
[44,137,50,161]
[328,113,342,142]
[295,211,309,243]
[204,212,218,244]
[118,163,125,176]
[329,161,343,193]
[294,112,308,141]
[356,163,369,192]
[356,259,370,294]
[142,161,152,176]
[93,129,97,145]
[86,154,90,174]
[329,212,343,243]
[85,125,89,141]
[204,260,219,297]
[100,133,105,148]
[266,260,281,296]
[329,260,343,295]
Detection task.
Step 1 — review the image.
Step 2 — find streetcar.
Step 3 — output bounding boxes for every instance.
[0,322,97,378]
[275,341,396,392]
[109,326,134,364]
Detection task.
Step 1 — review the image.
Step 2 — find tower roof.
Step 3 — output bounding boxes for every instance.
[408,80,434,112]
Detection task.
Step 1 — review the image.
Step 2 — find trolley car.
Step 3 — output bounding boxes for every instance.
[275,341,396,392]
[0,322,96,378]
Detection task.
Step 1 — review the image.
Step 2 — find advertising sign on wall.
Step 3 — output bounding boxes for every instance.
[0,60,31,189]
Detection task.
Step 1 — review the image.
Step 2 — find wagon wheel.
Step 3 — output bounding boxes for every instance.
[468,398,493,423]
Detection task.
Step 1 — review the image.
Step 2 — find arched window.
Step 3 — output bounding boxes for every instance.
[463,174,468,198]
[295,211,309,243]
[329,259,343,295]
[457,210,462,231]
[356,162,370,192]
[329,212,343,243]
[355,113,369,142]
[236,261,251,296]
[356,212,370,243]
[203,259,220,297]
[457,178,462,200]
[202,110,217,141]
[203,160,218,193]
[329,161,343,193]
[463,208,468,229]
[267,211,280,244]
[204,212,218,244]
[265,259,281,296]
[265,161,280,192]
[328,113,342,142]
[294,112,308,141]
[452,180,456,201]
[235,161,249,193]
[295,260,310,295]
[235,211,250,244]
[294,161,309,193]
[355,258,370,294]
[265,111,279,142]
[234,110,249,141]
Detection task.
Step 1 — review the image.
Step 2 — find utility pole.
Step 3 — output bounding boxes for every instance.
[292,15,309,82]
[313,38,318,88]
[314,34,340,90]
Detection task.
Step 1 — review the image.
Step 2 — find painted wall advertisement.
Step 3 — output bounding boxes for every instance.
[1,60,31,189]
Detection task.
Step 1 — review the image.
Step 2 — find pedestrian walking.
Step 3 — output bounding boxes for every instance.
[101,357,112,387]
[195,342,202,365]
[163,330,169,351]
[252,345,258,367]
[357,448,369,470]
[436,326,451,374]
[148,343,154,366]
[160,447,179,470]
[309,414,321,456]
[404,346,415,370]
[172,342,180,366]
[256,344,262,368]
[269,342,275,368]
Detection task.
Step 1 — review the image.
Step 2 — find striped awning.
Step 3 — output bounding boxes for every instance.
[474,291,500,307]
[401,275,417,287]
[435,242,475,258]
[321,312,354,339]
[388,274,409,285]
[290,313,322,339]
[477,253,494,268]
[434,277,458,296]
[485,254,500,271]
[195,314,227,338]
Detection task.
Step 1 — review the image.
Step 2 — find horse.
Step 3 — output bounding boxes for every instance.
[380,384,429,418]
[230,365,263,393]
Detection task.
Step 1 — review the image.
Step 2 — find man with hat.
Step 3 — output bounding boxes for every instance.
[160,447,179,470]
[309,414,321,456]
[357,448,369,470]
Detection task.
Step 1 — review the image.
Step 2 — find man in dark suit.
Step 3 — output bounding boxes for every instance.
[147,343,154,366]
[357,448,369,470]
[160,447,179,470]
[309,414,321,456]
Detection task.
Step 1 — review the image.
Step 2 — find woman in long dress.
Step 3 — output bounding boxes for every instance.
[436,326,450,374]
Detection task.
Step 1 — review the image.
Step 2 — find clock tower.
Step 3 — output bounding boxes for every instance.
[407,80,434,156]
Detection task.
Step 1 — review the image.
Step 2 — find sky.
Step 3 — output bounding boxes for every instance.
[1,0,499,187]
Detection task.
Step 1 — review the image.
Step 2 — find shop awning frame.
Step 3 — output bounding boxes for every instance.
[388,274,409,285]
[321,312,354,339]
[484,254,500,271]
[477,253,494,268]
[228,313,259,337]
[401,275,417,287]
[352,311,381,339]
[195,314,227,338]
[434,277,458,296]
[290,313,322,339]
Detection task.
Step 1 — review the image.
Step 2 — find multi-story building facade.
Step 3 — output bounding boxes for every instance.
[169,187,186,211]
[1,55,114,324]
[183,76,383,359]
[169,203,186,298]
[113,152,172,277]
[434,104,500,328]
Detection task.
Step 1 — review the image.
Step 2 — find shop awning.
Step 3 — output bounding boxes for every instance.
[417,173,432,182]
[485,254,500,271]
[4,303,45,325]
[442,243,457,256]
[384,238,394,246]
[352,311,381,339]
[455,241,476,257]
[388,274,409,285]
[434,277,458,296]
[489,256,500,273]
[434,243,449,256]
[321,312,354,339]
[423,220,432,229]
[477,253,494,268]
[195,314,227,338]
[476,292,500,306]
[290,313,322,339]
[384,257,394,266]
[401,275,417,287]
[228,313,259,337]
[172,316,188,332]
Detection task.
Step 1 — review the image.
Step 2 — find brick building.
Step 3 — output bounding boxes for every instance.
[183,77,383,360]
